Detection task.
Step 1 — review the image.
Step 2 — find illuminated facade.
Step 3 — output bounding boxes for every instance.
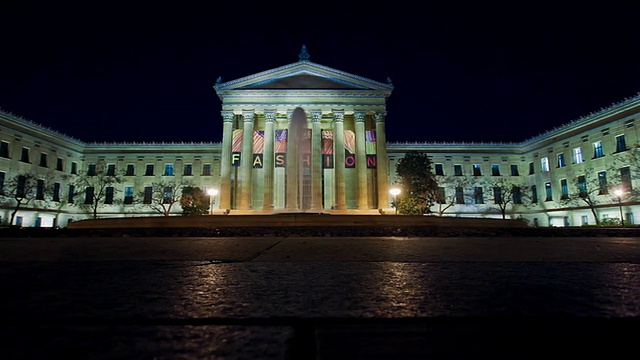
[1,48,638,227]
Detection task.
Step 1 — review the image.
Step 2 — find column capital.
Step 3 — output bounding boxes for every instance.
[242,110,255,123]
[374,112,387,123]
[354,111,366,123]
[221,111,235,122]
[310,110,322,123]
[264,110,276,123]
[332,111,344,123]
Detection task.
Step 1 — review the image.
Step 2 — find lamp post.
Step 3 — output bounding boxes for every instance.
[207,188,219,215]
[389,188,401,215]
[614,188,624,226]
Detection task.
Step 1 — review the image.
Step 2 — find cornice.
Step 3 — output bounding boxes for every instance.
[0,108,86,146]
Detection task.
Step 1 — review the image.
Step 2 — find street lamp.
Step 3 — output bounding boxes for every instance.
[207,188,219,215]
[614,188,624,226]
[389,187,401,215]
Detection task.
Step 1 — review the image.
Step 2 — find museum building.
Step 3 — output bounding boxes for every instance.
[1,48,638,227]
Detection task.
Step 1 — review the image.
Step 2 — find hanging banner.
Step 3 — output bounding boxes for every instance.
[231,129,243,167]
[322,130,333,168]
[274,129,287,168]
[344,130,356,168]
[253,130,264,168]
[366,130,377,169]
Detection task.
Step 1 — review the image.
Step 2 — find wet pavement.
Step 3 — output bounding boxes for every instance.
[1,236,639,359]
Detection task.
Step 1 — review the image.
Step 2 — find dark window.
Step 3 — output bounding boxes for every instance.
[593,142,604,158]
[71,162,78,175]
[163,186,172,204]
[56,158,64,171]
[435,164,444,176]
[124,187,134,204]
[620,167,632,191]
[474,187,484,204]
[145,164,154,176]
[453,164,463,176]
[68,185,75,203]
[106,164,116,176]
[531,185,538,203]
[183,164,193,176]
[472,164,481,176]
[0,172,4,195]
[491,164,500,176]
[36,179,45,200]
[455,187,464,204]
[557,153,565,168]
[437,187,445,204]
[39,153,48,167]
[84,187,94,204]
[510,164,519,176]
[20,148,29,163]
[52,182,60,202]
[87,164,96,176]
[493,187,502,204]
[578,175,587,197]
[560,179,569,199]
[513,186,522,204]
[202,164,212,176]
[598,171,608,194]
[0,141,9,158]
[16,175,26,198]
[616,135,627,152]
[126,164,135,176]
[545,182,553,201]
[528,162,535,175]
[105,187,114,204]
[143,186,153,204]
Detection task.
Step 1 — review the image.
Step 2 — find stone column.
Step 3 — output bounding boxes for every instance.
[285,110,298,211]
[333,111,346,210]
[239,110,254,210]
[263,110,276,210]
[375,112,389,210]
[310,110,323,211]
[219,111,235,211]
[354,111,368,210]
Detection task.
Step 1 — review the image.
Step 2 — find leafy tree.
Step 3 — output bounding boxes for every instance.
[180,186,209,215]
[485,178,530,219]
[0,173,40,225]
[395,151,438,215]
[138,180,191,216]
[65,161,124,219]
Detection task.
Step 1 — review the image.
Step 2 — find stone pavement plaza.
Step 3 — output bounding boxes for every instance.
[1,235,639,359]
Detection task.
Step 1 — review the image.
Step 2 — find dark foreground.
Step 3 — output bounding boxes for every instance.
[1,236,639,359]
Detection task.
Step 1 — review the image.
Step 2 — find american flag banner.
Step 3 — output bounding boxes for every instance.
[274,129,287,153]
[231,130,243,152]
[253,130,264,154]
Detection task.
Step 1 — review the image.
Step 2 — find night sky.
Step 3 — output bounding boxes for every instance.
[1,1,639,144]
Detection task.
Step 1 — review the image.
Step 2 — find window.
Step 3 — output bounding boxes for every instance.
[454,164,463,176]
[143,186,153,204]
[202,163,212,176]
[106,164,116,176]
[493,187,502,204]
[560,179,569,199]
[124,186,134,204]
[455,187,465,204]
[541,157,549,172]
[87,164,96,176]
[68,185,75,203]
[52,182,60,202]
[598,171,607,194]
[578,176,587,197]
[105,187,114,204]
[529,162,535,175]
[472,164,481,176]
[0,171,4,195]
[84,187,94,204]
[0,141,9,158]
[16,175,26,198]
[513,186,522,204]
[557,153,565,168]
[581,215,588,225]
[145,164,154,176]
[164,164,174,176]
[435,163,444,176]
[593,141,604,158]
[473,187,484,204]
[615,135,627,152]
[531,185,538,204]
[437,187,445,203]
[20,147,30,163]
[510,164,519,176]
[71,162,78,175]
[163,186,172,204]
[56,158,64,171]
[126,164,135,176]
[184,163,193,176]
[36,179,45,200]
[491,164,500,176]
[620,167,632,191]
[573,147,583,163]
[39,153,48,167]
[545,182,553,201]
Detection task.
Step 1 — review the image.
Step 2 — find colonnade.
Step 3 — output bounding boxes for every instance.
[218,108,389,212]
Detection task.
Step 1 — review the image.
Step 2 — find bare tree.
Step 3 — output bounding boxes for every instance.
[484,178,530,219]
[66,161,124,219]
[138,179,191,216]
[559,169,620,225]
[0,173,40,225]
[433,175,474,216]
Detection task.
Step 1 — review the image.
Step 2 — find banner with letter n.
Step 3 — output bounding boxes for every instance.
[365,130,377,169]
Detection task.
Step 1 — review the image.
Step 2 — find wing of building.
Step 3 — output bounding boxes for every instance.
[1,46,638,227]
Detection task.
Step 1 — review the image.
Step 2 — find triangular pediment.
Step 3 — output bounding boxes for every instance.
[214,60,393,93]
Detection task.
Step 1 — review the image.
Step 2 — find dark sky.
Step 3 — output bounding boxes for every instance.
[1,1,639,143]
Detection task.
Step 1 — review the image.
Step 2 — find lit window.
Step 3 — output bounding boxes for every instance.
[472,164,482,176]
[577,175,587,197]
[593,141,604,158]
[163,186,172,204]
[124,186,134,204]
[541,157,549,172]
[557,153,565,168]
[491,164,500,176]
[545,182,553,201]
[573,148,583,163]
[164,164,174,176]
[615,135,627,152]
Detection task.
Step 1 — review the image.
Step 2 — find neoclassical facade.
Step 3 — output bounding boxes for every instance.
[1,48,638,227]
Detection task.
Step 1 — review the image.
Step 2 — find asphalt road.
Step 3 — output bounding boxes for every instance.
[1,236,639,359]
